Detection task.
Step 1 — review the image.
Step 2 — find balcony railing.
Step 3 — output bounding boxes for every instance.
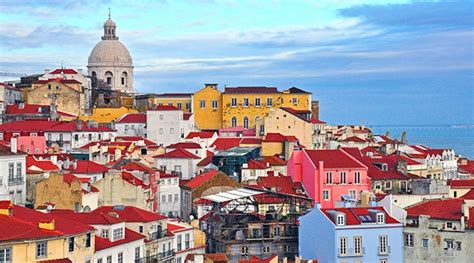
[150,229,168,240]
[8,177,24,186]
[138,250,176,263]
[338,247,365,257]
[378,246,391,255]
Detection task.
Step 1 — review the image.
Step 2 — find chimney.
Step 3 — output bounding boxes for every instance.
[311,100,319,120]
[10,137,17,153]
[401,131,407,144]
[204,83,218,90]
[385,131,390,138]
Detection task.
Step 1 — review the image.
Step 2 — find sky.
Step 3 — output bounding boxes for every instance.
[0,0,473,126]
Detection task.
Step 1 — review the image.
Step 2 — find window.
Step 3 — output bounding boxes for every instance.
[107,77,112,85]
[262,246,271,253]
[186,102,191,110]
[170,128,174,134]
[375,181,382,190]
[212,100,218,109]
[175,165,181,173]
[354,236,362,254]
[405,233,414,247]
[255,98,261,107]
[292,97,298,104]
[446,222,453,229]
[139,226,144,233]
[200,100,206,108]
[8,163,14,183]
[101,229,108,238]
[185,233,190,249]
[118,252,123,263]
[377,213,385,223]
[243,98,249,107]
[354,172,361,184]
[385,181,392,190]
[168,103,173,106]
[340,172,347,184]
[106,256,112,263]
[68,237,74,252]
[322,190,330,200]
[159,128,163,134]
[231,98,237,107]
[336,214,345,225]
[379,260,388,263]
[349,190,356,200]
[266,97,272,107]
[36,241,47,258]
[326,172,333,184]
[241,246,248,255]
[339,237,348,255]
[48,84,51,90]
[135,247,140,260]
[456,241,462,250]
[113,227,124,241]
[453,191,457,198]
[0,247,11,263]
[174,194,179,202]
[168,194,172,202]
[231,117,237,127]
[422,238,429,248]
[97,259,103,263]
[162,195,166,203]
[177,235,182,251]
[243,117,249,129]
[86,233,91,248]
[379,235,388,254]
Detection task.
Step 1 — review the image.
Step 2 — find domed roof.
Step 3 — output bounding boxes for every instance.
[88,39,133,66]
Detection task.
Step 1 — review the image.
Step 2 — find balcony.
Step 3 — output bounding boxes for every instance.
[378,246,391,255]
[150,229,168,240]
[338,247,365,257]
[138,249,175,263]
[8,177,24,186]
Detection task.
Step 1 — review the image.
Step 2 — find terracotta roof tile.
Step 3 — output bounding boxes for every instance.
[95,228,145,251]
[153,148,200,159]
[406,198,464,221]
[183,170,220,189]
[117,113,146,123]
[185,131,216,139]
[305,149,366,169]
[92,206,167,222]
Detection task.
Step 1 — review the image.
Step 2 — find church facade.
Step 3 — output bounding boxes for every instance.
[88,15,134,94]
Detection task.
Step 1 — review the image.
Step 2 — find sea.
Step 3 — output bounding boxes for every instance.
[369,125,474,159]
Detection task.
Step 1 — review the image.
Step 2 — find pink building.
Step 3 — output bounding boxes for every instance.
[287,149,370,208]
[14,136,47,154]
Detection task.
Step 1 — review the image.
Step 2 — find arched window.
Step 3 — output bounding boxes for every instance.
[231,117,237,127]
[243,117,249,129]
[105,71,113,86]
[121,71,127,86]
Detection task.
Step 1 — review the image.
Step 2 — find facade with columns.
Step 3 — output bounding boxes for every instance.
[88,14,134,93]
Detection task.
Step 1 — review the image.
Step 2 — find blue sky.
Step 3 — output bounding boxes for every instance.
[0,0,472,125]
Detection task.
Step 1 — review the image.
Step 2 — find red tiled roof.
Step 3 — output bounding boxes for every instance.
[310,118,326,124]
[36,258,72,263]
[239,255,278,263]
[183,113,193,120]
[117,113,146,123]
[262,155,287,166]
[26,156,60,171]
[249,175,307,198]
[0,201,93,242]
[63,173,91,184]
[183,170,220,189]
[166,142,201,149]
[51,211,124,224]
[49,68,78,74]
[115,136,158,146]
[121,162,156,174]
[305,149,367,169]
[34,78,81,85]
[160,173,179,179]
[406,199,464,221]
[342,136,367,143]
[224,86,278,94]
[121,171,147,188]
[245,159,267,169]
[448,179,474,189]
[459,160,474,174]
[153,148,200,159]
[341,147,363,158]
[240,137,262,145]
[45,120,113,132]
[5,104,51,115]
[211,137,242,151]
[95,228,145,251]
[322,207,400,225]
[93,206,167,222]
[197,155,214,166]
[167,222,189,233]
[66,160,108,174]
[204,253,228,262]
[185,131,216,139]
[152,105,180,111]
[0,120,62,132]
[461,189,474,200]
[263,133,298,143]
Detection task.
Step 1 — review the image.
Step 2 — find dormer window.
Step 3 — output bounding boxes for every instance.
[376,213,385,224]
[101,229,108,238]
[337,214,345,225]
[446,222,453,229]
[112,227,124,241]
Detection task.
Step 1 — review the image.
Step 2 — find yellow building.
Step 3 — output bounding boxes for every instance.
[0,201,95,263]
[193,84,223,130]
[28,78,86,116]
[256,107,313,148]
[80,106,137,124]
[135,93,193,112]
[221,86,311,128]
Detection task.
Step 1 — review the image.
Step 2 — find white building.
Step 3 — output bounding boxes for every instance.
[158,173,181,217]
[44,120,116,152]
[146,105,195,147]
[0,144,26,205]
[88,14,134,93]
[153,149,200,180]
[166,142,206,159]
[0,83,22,119]
[115,113,146,137]
[168,221,206,263]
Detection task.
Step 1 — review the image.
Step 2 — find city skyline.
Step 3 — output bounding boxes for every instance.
[0,0,472,125]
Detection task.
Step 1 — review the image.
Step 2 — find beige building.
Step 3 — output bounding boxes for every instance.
[256,107,313,148]
[28,78,86,116]
[93,171,150,210]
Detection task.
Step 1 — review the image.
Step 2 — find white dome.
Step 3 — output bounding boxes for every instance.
[88,39,132,67]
